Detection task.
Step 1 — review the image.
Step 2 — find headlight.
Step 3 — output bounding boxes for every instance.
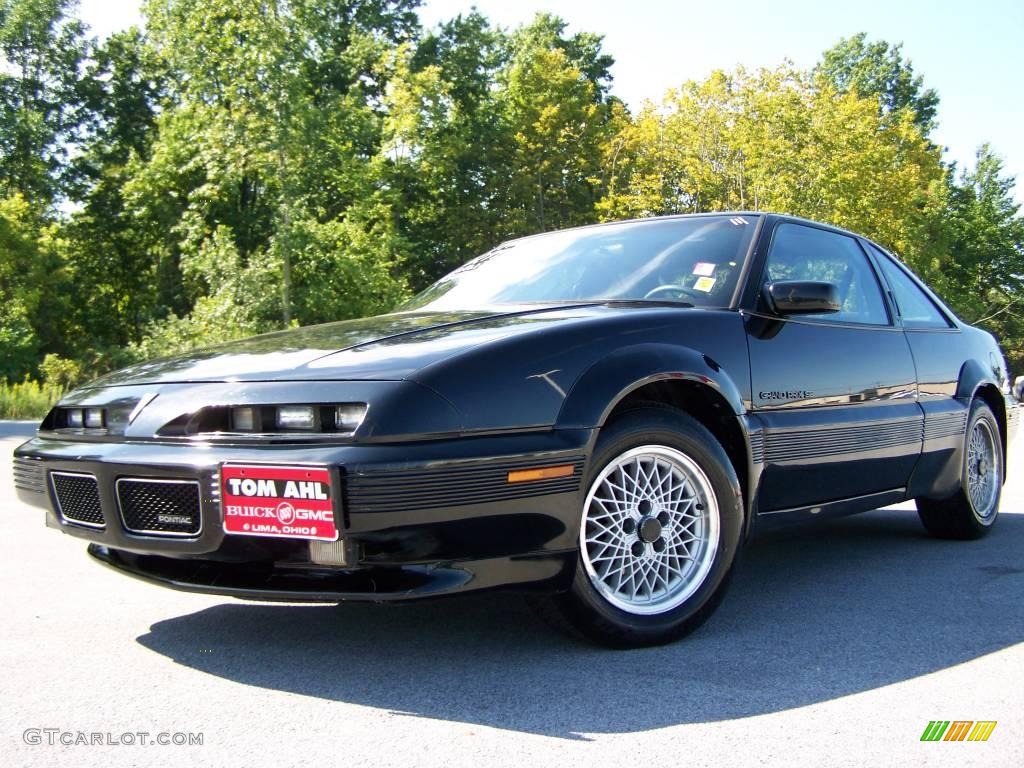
[334,404,367,434]
[84,408,105,428]
[165,403,368,439]
[231,407,258,431]
[276,405,317,431]
[65,409,84,428]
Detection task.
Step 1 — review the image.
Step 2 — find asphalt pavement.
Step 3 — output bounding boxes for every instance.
[1,419,1022,767]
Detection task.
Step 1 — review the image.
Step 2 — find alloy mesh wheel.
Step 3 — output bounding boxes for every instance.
[580,445,720,615]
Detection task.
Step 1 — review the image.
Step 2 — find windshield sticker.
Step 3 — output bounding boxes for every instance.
[694,276,717,292]
[693,262,716,277]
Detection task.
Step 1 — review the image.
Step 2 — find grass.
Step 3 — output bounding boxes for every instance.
[0,378,64,420]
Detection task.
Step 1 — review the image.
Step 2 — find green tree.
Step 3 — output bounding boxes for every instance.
[599,64,946,272]
[816,32,939,133]
[0,193,60,377]
[380,12,618,288]
[0,1,95,378]
[59,28,168,355]
[381,12,508,287]
[121,0,415,356]
[942,145,1024,372]
[0,0,91,203]
[499,13,615,234]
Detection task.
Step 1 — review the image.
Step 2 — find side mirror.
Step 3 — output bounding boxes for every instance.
[1014,375,1024,402]
[767,280,841,315]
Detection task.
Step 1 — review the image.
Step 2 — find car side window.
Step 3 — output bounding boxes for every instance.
[870,246,952,328]
[764,223,890,325]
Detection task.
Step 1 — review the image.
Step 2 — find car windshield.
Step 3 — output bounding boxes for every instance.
[402,215,759,311]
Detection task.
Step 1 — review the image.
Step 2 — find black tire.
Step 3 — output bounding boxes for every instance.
[544,405,744,648]
[917,399,1003,540]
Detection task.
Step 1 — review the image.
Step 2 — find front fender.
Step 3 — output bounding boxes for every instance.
[556,343,747,429]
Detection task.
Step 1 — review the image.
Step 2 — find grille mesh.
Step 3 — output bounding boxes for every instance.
[117,479,201,536]
[51,472,105,528]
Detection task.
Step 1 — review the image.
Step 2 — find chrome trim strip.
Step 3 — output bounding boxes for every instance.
[757,487,906,516]
[128,392,159,425]
[180,430,357,442]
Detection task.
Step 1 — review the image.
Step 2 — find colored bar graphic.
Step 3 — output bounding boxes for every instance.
[944,721,973,741]
[967,721,997,742]
[921,721,949,741]
[920,720,997,742]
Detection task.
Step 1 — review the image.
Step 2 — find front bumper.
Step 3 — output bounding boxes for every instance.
[14,429,593,600]
[89,545,575,602]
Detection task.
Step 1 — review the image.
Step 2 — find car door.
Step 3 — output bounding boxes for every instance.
[866,242,971,498]
[745,220,922,514]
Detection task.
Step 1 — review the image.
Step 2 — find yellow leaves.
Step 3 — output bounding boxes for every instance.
[600,62,946,261]
[382,43,451,161]
[501,42,610,230]
[506,47,599,158]
[791,85,945,258]
[0,192,37,233]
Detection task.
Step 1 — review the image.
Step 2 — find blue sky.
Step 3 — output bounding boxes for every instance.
[80,0,1024,203]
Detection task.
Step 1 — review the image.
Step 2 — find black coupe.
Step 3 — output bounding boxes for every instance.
[13,213,1022,647]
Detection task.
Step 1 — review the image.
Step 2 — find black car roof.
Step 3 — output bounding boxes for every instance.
[498,211,880,247]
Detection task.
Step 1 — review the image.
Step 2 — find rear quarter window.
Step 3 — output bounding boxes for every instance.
[870,246,952,329]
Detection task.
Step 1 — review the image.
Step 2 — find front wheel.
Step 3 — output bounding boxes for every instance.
[917,399,1003,540]
[547,406,744,648]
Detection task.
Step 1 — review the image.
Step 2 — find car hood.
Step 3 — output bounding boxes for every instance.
[88,305,612,387]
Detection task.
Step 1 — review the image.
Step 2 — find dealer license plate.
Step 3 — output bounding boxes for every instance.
[220,464,338,541]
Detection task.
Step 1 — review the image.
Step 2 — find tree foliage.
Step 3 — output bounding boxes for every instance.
[0,5,1022,382]
[0,0,90,203]
[600,65,947,279]
[815,32,939,133]
[941,146,1024,368]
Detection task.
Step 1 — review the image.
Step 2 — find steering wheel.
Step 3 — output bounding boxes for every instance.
[643,284,701,300]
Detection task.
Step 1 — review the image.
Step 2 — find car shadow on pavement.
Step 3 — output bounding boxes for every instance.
[137,509,1024,739]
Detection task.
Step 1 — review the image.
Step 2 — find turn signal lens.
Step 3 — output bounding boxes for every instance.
[507,465,575,483]
[276,405,316,431]
[334,404,367,434]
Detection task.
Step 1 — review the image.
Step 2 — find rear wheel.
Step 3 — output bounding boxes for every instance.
[917,399,1003,540]
[547,405,744,648]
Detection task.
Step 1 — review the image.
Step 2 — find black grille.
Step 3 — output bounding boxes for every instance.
[763,417,921,462]
[51,472,105,528]
[13,457,46,495]
[923,411,968,441]
[346,456,585,515]
[117,479,201,536]
[748,432,765,464]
